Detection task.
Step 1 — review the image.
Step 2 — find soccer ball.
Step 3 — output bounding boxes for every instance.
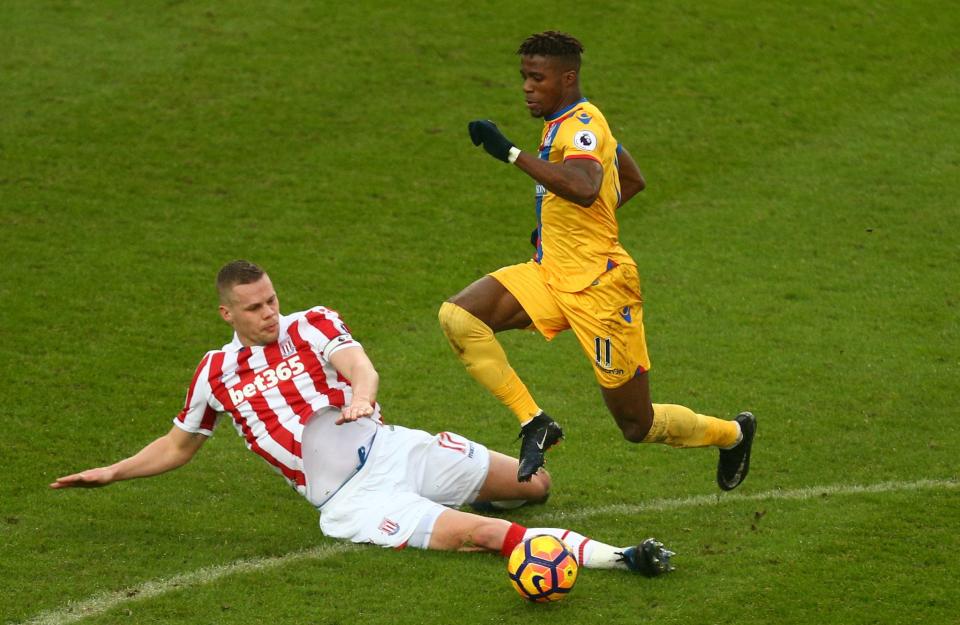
[506,535,579,602]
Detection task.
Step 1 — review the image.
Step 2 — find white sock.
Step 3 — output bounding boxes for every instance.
[523,528,629,570]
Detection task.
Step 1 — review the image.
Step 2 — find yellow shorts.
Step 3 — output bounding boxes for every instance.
[490,261,650,389]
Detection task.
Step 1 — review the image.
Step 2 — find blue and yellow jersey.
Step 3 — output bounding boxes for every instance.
[533,99,635,293]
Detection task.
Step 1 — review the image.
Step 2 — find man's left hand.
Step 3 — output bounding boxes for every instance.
[468,120,517,163]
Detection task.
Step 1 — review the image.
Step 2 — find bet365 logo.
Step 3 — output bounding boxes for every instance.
[228,355,306,405]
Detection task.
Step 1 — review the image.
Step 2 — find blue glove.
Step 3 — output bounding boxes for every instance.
[468,120,516,163]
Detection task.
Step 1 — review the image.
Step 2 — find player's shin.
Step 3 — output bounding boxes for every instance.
[643,404,739,448]
[438,302,540,422]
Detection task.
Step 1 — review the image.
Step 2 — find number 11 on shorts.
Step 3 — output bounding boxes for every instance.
[594,336,612,369]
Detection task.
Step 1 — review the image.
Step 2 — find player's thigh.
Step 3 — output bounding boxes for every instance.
[489,262,569,338]
[319,489,441,549]
[446,274,532,331]
[429,508,513,551]
[418,431,490,506]
[474,450,551,504]
[559,265,650,389]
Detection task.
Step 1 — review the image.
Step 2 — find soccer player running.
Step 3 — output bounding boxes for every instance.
[438,31,756,485]
[51,260,673,577]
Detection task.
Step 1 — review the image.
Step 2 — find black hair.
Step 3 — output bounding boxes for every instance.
[517,31,583,70]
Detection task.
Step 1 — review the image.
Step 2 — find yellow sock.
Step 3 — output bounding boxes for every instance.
[438,302,540,423]
[642,404,740,448]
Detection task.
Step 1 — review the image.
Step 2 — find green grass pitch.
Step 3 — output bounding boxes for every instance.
[2,2,958,624]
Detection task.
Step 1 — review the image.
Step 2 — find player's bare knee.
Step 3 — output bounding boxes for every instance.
[618,419,651,443]
[528,470,551,502]
[609,402,653,443]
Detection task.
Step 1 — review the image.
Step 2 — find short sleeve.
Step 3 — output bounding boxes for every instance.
[302,307,361,362]
[173,352,220,436]
[556,111,607,164]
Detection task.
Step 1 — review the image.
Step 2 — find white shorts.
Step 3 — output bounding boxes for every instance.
[318,424,490,548]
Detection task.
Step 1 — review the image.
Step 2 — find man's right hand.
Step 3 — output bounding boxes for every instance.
[50,467,116,489]
[50,426,207,490]
[336,398,375,425]
[468,120,517,163]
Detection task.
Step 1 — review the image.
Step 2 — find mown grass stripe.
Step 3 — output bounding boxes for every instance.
[19,478,956,625]
[542,478,959,522]
[20,544,354,625]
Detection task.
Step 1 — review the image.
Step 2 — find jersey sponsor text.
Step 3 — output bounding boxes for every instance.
[227,355,306,405]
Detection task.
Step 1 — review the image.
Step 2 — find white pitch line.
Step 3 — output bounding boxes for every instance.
[19,543,354,625]
[540,477,959,522]
[17,478,957,625]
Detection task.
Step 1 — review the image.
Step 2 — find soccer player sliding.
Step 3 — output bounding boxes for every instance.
[52,260,674,578]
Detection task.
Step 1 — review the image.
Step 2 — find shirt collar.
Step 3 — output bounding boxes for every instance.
[224,332,245,352]
[544,97,589,122]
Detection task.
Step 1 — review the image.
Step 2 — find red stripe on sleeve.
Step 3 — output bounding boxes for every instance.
[564,154,601,164]
[198,405,218,432]
[305,309,347,340]
[176,353,212,424]
[205,351,228,403]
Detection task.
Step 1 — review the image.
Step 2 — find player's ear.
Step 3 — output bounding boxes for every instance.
[218,304,232,324]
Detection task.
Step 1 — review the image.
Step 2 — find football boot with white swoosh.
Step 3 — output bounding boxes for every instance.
[516,412,564,482]
[717,411,757,490]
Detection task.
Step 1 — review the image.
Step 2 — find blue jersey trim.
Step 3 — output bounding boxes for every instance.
[535,121,564,263]
[535,195,544,263]
[614,148,622,206]
[539,122,562,159]
[544,98,589,122]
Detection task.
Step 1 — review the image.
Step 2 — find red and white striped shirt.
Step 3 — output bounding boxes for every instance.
[173,306,380,497]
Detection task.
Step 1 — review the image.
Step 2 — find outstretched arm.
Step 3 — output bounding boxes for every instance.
[616,145,646,208]
[329,345,380,425]
[50,425,207,489]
